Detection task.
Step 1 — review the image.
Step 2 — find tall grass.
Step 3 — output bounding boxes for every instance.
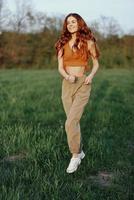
[0,69,133,200]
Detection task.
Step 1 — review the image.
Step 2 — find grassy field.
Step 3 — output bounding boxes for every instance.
[0,69,133,200]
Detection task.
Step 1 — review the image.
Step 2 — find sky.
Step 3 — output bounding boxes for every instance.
[6,0,134,34]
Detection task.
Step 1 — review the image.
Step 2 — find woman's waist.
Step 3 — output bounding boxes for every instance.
[65,66,86,77]
[64,60,88,66]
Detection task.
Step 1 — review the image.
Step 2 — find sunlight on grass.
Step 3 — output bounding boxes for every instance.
[0,69,133,200]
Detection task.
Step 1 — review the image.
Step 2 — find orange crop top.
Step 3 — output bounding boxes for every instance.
[63,42,88,69]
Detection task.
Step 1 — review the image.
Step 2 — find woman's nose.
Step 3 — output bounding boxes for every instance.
[69,24,73,28]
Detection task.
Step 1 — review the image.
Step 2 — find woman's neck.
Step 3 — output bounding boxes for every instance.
[71,33,76,40]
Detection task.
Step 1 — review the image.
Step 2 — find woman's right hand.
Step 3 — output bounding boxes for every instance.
[68,75,76,83]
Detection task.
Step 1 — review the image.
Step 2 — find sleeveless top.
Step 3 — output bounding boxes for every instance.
[63,42,89,71]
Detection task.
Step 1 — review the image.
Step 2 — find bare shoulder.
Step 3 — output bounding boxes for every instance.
[58,48,64,58]
[87,39,95,49]
[87,39,100,59]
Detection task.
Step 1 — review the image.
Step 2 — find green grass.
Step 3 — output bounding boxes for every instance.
[0,68,133,200]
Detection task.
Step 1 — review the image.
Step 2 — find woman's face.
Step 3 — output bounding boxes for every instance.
[66,16,78,33]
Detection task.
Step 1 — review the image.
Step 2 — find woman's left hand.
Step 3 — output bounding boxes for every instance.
[84,74,93,85]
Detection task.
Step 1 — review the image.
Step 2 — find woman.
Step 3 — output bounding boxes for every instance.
[55,13,100,173]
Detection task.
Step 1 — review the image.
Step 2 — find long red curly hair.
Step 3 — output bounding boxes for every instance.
[55,13,100,59]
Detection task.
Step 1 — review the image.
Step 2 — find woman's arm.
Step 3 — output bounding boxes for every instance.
[58,49,76,82]
[58,49,69,80]
[84,40,99,84]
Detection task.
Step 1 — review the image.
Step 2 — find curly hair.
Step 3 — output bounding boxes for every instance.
[55,13,100,59]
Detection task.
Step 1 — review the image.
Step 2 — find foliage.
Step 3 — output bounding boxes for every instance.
[0,0,134,69]
[0,31,134,69]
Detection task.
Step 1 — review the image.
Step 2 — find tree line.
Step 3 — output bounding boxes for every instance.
[0,0,134,69]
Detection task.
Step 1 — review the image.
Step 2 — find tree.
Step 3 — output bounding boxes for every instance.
[0,0,10,32]
[10,0,33,33]
[98,15,123,38]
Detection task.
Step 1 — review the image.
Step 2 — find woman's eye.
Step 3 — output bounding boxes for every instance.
[67,21,76,25]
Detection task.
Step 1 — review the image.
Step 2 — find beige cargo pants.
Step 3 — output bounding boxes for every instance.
[61,74,92,154]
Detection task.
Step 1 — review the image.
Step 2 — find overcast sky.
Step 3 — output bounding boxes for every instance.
[7,0,134,34]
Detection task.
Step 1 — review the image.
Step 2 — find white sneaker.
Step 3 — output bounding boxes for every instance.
[78,150,85,160]
[66,157,81,173]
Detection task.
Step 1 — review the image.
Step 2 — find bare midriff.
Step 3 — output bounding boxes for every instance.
[65,66,85,77]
